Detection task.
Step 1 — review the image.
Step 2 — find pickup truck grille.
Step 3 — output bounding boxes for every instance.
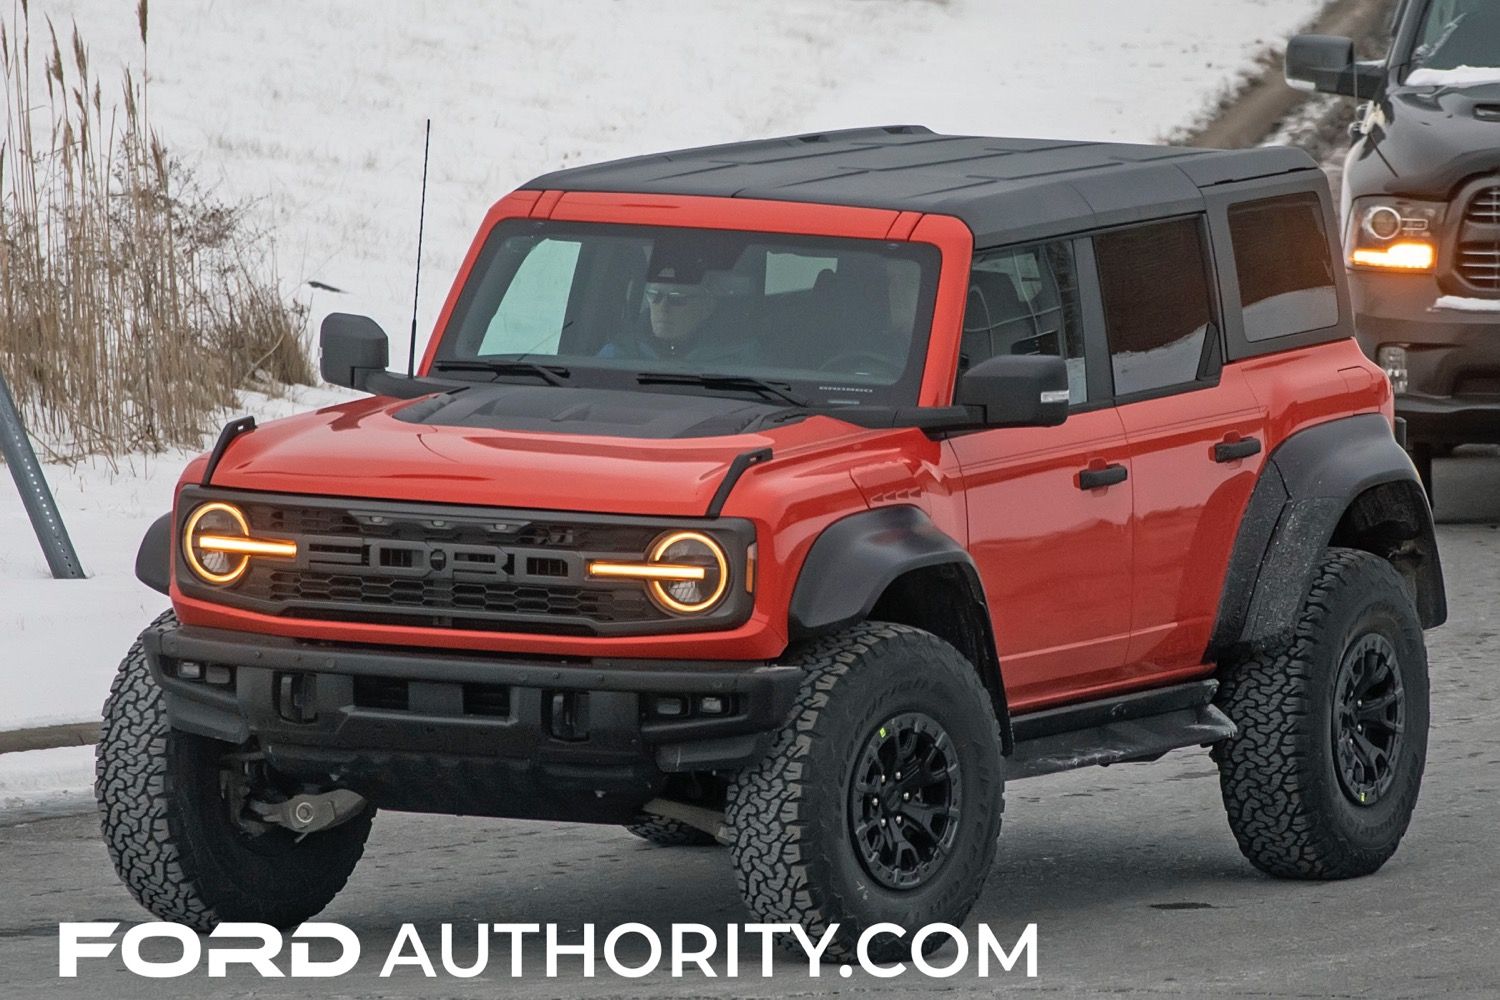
[1459,187,1500,291]
[1459,247,1500,290]
[172,489,755,637]
[1465,187,1500,225]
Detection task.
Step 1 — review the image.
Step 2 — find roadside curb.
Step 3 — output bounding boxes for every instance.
[1182,0,1394,149]
[0,722,100,755]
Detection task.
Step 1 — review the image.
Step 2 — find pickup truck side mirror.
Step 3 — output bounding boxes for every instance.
[320,313,391,391]
[954,354,1070,428]
[1286,34,1386,99]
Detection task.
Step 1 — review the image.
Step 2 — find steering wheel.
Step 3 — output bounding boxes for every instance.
[817,350,903,379]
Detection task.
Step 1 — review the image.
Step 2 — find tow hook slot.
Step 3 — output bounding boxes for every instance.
[250,789,368,838]
[275,671,317,724]
[547,690,590,741]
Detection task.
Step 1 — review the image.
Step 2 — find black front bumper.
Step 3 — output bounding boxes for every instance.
[145,624,801,823]
[1351,270,1500,446]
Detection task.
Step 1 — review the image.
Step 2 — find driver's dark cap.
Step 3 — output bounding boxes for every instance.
[646,238,738,284]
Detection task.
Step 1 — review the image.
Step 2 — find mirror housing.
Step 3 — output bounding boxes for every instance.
[320,313,391,392]
[954,354,1070,428]
[1286,35,1385,99]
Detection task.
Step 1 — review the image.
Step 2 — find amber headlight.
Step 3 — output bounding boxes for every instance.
[588,530,731,615]
[181,501,297,586]
[1347,197,1444,272]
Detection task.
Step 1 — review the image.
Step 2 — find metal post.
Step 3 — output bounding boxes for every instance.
[0,369,85,579]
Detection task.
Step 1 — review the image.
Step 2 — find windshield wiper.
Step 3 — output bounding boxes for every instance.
[431,360,570,386]
[636,372,810,408]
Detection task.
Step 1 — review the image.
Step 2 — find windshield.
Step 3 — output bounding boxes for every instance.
[1406,0,1500,84]
[432,220,941,408]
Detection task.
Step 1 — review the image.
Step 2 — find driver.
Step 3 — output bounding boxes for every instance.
[599,246,758,363]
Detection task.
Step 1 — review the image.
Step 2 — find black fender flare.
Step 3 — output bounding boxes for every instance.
[788,506,1012,751]
[135,512,173,595]
[1209,413,1445,658]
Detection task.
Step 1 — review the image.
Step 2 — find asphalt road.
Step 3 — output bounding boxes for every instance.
[2,452,1498,999]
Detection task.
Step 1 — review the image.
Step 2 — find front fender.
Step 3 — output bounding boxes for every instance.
[135,512,172,595]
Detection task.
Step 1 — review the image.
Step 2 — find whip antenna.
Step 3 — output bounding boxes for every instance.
[408,118,432,377]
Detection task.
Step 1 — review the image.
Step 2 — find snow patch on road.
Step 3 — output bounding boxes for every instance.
[0,746,96,821]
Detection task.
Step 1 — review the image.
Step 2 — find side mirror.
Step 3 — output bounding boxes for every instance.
[955,354,1070,428]
[1286,35,1385,99]
[320,313,390,391]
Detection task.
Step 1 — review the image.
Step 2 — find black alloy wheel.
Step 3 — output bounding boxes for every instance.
[849,711,962,890]
[1332,633,1406,806]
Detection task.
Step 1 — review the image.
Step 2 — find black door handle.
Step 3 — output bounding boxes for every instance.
[1214,437,1262,463]
[1078,463,1128,490]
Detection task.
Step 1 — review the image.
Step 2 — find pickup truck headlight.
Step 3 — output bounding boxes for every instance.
[588,530,731,614]
[181,501,298,586]
[1347,198,1445,272]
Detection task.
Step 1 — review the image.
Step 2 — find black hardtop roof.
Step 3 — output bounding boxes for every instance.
[522,125,1321,246]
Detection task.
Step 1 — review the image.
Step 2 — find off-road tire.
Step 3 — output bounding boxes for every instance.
[1213,548,1429,880]
[95,611,374,931]
[726,622,1005,963]
[623,815,718,847]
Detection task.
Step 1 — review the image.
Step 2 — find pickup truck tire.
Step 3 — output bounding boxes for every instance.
[623,816,718,847]
[726,622,1004,963]
[1213,548,1428,880]
[95,612,374,931]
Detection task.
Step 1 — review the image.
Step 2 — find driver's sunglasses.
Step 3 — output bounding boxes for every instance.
[645,285,708,307]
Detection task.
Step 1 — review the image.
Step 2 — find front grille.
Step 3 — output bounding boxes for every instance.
[243,501,658,553]
[176,490,753,637]
[1465,187,1500,225]
[1458,245,1500,290]
[240,568,657,624]
[1459,187,1500,291]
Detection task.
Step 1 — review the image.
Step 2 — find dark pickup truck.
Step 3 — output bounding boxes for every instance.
[1288,0,1500,496]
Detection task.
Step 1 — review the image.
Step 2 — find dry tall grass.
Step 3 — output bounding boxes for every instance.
[0,0,312,461]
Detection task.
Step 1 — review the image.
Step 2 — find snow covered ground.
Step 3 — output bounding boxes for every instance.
[0,0,1331,802]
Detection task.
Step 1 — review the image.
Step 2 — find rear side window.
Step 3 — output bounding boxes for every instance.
[1228,193,1339,343]
[1094,218,1216,398]
[962,241,1088,404]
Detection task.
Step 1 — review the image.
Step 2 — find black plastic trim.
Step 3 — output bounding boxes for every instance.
[707,447,772,517]
[1005,696,1235,780]
[142,621,804,812]
[1209,413,1446,658]
[788,506,1013,752]
[134,512,173,595]
[1011,679,1220,743]
[789,506,977,637]
[201,416,256,486]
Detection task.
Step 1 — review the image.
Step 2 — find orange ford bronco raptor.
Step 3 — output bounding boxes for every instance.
[99,127,1445,961]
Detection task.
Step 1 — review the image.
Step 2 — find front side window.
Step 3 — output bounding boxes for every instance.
[1094,218,1217,398]
[962,241,1088,405]
[1407,0,1500,83]
[1229,194,1340,342]
[436,220,941,408]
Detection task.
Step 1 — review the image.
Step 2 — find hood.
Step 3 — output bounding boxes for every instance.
[200,386,885,517]
[1352,82,1500,197]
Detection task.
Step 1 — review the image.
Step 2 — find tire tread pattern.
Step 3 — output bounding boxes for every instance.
[1214,548,1426,880]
